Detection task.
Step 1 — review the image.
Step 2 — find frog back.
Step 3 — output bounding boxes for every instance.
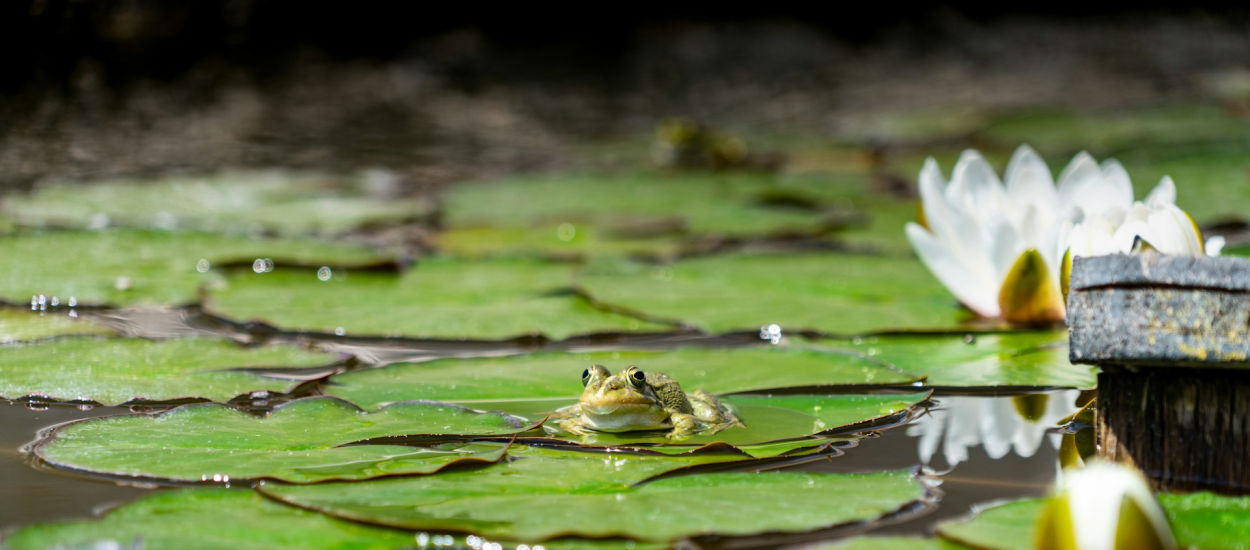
[644,371,694,415]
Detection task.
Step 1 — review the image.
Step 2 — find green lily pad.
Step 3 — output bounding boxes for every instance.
[324,346,919,411]
[33,397,526,483]
[446,171,843,238]
[206,257,671,340]
[978,104,1250,157]
[936,493,1250,550]
[1,489,418,550]
[576,252,966,335]
[538,392,930,451]
[260,444,926,542]
[4,170,433,237]
[815,535,969,549]
[826,331,1096,389]
[0,337,337,405]
[0,229,389,307]
[437,225,688,261]
[0,308,111,343]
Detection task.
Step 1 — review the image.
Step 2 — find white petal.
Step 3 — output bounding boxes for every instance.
[1206,235,1226,256]
[1004,144,1058,217]
[1058,153,1133,222]
[1145,176,1177,208]
[1142,204,1204,256]
[906,223,1000,317]
[988,216,1025,285]
[947,149,1008,218]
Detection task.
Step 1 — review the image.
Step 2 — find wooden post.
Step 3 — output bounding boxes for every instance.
[1067,253,1250,494]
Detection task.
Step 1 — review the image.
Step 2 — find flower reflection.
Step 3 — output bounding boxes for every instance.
[907,390,1080,471]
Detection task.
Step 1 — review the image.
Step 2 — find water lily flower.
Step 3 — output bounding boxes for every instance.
[1036,461,1177,550]
[907,145,1212,323]
[905,145,1072,323]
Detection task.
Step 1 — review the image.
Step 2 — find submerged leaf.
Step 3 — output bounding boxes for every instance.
[206,257,669,340]
[33,397,530,483]
[261,445,925,542]
[0,337,337,405]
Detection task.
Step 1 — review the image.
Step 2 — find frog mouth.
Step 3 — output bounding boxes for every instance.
[582,403,657,416]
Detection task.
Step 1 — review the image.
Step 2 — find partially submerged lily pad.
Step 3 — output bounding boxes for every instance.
[206,257,670,340]
[0,308,111,343]
[5,170,433,237]
[260,444,926,542]
[825,331,1096,390]
[576,252,968,334]
[323,346,920,411]
[936,492,1250,550]
[0,337,337,405]
[1,489,418,550]
[0,229,389,307]
[33,397,525,483]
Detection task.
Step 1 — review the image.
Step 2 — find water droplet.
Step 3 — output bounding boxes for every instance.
[87,213,110,230]
[759,323,783,344]
[466,535,483,549]
[114,276,131,291]
[49,296,59,307]
[556,222,577,242]
[415,533,430,547]
[154,211,177,230]
[251,390,270,399]
[963,334,976,344]
[29,295,37,311]
[334,327,346,336]
[483,543,502,550]
[67,296,77,307]
[252,258,275,273]
[317,266,333,281]
[196,259,211,273]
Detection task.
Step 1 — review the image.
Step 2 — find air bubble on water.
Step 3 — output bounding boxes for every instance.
[483,543,502,550]
[115,276,131,291]
[68,296,78,307]
[87,213,110,230]
[251,390,270,399]
[415,533,430,547]
[154,211,177,230]
[196,259,211,273]
[334,327,346,336]
[317,266,332,281]
[759,323,782,344]
[466,535,483,549]
[556,222,577,242]
[252,258,274,273]
[50,296,59,307]
[962,334,976,344]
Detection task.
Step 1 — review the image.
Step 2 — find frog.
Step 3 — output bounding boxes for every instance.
[550,364,743,439]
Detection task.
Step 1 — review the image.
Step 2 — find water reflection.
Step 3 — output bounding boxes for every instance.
[909,390,1080,473]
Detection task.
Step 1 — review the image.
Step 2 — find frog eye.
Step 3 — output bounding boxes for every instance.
[581,368,591,386]
[629,367,646,387]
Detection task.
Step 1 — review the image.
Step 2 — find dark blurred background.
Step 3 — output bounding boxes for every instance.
[2,1,1248,188]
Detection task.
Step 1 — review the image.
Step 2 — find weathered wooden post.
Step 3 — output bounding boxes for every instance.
[1067,253,1250,494]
